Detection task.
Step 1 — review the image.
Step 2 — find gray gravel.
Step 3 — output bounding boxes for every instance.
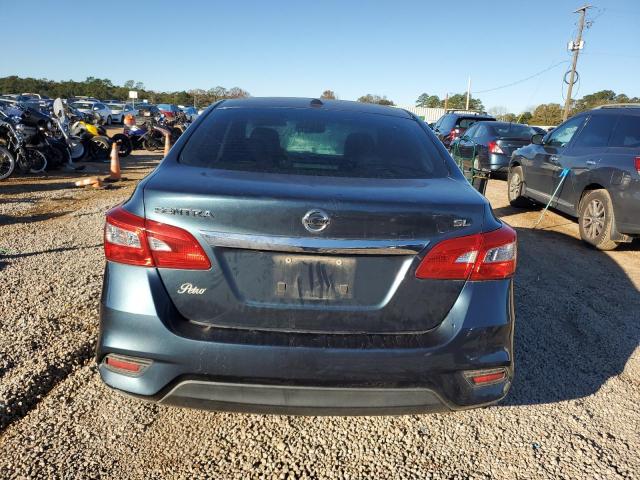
[0,166,638,479]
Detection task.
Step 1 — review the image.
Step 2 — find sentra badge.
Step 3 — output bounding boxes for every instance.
[154,207,212,218]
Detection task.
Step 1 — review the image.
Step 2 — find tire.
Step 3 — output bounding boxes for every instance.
[106,115,112,125]
[27,149,48,173]
[0,145,15,180]
[89,136,111,160]
[507,166,531,208]
[111,133,132,157]
[68,137,86,160]
[578,189,618,250]
[143,134,163,151]
[45,143,69,170]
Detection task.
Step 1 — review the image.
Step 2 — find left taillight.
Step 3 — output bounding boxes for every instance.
[415,224,517,280]
[488,141,504,154]
[104,206,211,270]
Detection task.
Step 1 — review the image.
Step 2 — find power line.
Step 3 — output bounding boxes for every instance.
[472,61,569,94]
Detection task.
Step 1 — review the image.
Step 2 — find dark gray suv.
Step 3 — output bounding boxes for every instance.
[97,98,517,415]
[508,105,640,250]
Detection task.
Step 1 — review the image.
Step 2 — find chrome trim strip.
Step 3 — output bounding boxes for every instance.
[200,231,428,255]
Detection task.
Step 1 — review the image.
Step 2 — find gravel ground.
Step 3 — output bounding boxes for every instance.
[0,163,638,479]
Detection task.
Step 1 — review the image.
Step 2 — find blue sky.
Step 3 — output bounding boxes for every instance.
[2,0,639,112]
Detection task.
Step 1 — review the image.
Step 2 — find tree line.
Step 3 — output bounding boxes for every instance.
[0,76,250,106]
[416,89,639,126]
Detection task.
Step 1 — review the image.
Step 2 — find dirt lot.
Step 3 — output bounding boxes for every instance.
[0,154,638,479]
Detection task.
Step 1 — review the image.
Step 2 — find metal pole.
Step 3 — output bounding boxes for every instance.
[465,76,471,110]
[563,5,591,121]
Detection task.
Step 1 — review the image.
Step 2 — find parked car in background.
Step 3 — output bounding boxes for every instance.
[451,121,537,176]
[70,100,113,124]
[97,97,517,415]
[157,103,181,118]
[108,103,137,124]
[136,104,161,118]
[508,104,640,250]
[432,111,496,149]
[180,106,199,122]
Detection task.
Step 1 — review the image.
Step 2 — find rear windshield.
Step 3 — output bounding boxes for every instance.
[180,107,448,179]
[457,117,492,129]
[489,123,536,139]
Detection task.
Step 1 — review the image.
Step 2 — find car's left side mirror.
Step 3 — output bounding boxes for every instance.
[531,133,544,145]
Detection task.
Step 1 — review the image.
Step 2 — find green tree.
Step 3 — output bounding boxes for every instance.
[530,103,563,126]
[573,89,640,113]
[415,93,442,108]
[320,90,336,100]
[518,111,533,124]
[357,94,395,106]
[124,80,135,89]
[445,93,484,111]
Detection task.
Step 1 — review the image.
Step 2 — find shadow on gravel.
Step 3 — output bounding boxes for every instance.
[0,181,78,195]
[0,211,70,226]
[504,226,640,406]
[0,244,101,260]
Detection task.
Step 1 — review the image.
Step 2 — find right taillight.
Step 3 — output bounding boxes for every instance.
[635,156,640,174]
[416,224,517,280]
[104,206,211,270]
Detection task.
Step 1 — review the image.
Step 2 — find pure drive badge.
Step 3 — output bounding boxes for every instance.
[154,207,213,218]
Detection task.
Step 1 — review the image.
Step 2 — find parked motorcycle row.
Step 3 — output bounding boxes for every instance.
[0,98,191,181]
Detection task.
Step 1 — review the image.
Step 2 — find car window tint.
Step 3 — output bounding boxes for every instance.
[609,115,640,148]
[438,115,456,132]
[474,125,488,139]
[573,115,616,148]
[180,107,448,179]
[490,123,536,139]
[457,118,479,129]
[464,124,478,139]
[546,116,584,148]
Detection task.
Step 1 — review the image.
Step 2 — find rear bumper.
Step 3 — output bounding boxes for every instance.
[483,153,510,172]
[97,263,515,415]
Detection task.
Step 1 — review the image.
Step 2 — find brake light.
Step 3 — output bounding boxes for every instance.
[104,206,211,270]
[488,141,504,154]
[635,156,640,174]
[104,354,151,376]
[464,368,507,386]
[415,224,517,280]
[449,128,461,140]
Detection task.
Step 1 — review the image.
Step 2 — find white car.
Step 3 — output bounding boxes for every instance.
[107,103,138,124]
[69,101,114,124]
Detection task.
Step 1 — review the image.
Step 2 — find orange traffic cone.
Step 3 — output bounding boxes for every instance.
[105,141,121,182]
[163,131,171,157]
[74,177,102,187]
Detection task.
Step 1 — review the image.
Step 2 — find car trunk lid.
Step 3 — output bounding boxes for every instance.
[143,165,486,334]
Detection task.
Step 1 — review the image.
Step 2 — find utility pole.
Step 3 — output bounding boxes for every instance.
[444,92,449,111]
[563,4,591,121]
[465,76,471,111]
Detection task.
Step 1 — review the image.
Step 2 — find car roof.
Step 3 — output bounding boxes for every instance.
[589,104,640,116]
[218,97,412,118]
[479,121,531,127]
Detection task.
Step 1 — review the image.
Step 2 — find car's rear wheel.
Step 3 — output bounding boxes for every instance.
[507,166,531,207]
[106,115,112,125]
[578,189,618,250]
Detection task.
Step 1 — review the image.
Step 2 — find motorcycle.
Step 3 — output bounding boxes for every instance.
[0,109,47,179]
[112,114,177,155]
